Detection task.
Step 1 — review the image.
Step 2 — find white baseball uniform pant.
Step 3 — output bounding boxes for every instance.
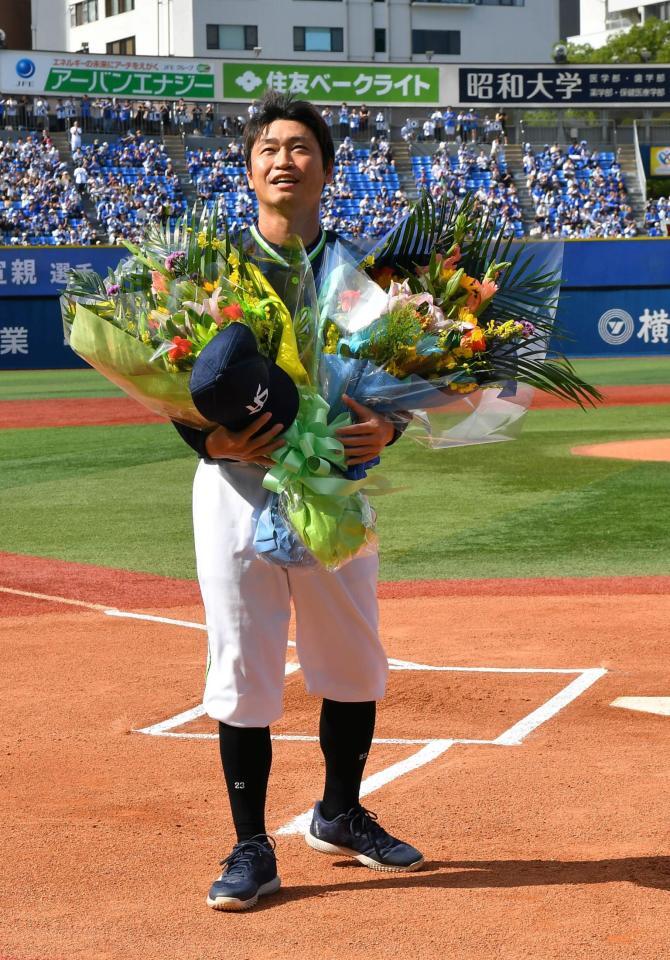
[193,459,389,728]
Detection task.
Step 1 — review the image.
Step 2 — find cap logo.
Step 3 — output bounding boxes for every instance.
[246,384,269,415]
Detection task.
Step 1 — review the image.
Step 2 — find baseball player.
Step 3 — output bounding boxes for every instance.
[174,91,424,912]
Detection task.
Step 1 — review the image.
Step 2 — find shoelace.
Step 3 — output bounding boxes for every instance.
[219,835,276,876]
[344,806,397,857]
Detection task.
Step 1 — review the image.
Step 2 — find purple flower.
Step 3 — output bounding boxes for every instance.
[165,251,186,273]
[521,321,536,337]
[105,283,120,296]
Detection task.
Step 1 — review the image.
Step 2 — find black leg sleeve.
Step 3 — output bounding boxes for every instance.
[319,698,376,820]
[218,722,272,842]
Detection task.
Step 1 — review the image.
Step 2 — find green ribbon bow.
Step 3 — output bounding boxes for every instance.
[262,389,373,568]
[263,390,369,500]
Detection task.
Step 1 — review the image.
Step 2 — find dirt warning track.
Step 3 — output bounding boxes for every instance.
[2,554,670,960]
[1,382,669,431]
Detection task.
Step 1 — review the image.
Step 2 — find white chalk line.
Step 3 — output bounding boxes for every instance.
[277,739,454,836]
[493,667,607,745]
[3,583,608,833]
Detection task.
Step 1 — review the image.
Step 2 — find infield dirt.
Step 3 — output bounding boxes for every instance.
[2,554,669,960]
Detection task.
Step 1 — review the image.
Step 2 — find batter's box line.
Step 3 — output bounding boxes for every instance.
[1,590,606,836]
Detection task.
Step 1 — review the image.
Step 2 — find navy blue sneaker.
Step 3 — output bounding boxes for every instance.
[206,835,280,911]
[305,803,424,873]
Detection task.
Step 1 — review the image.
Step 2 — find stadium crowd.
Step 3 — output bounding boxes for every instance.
[0,133,95,245]
[0,92,668,244]
[414,140,524,238]
[524,140,638,239]
[72,133,186,243]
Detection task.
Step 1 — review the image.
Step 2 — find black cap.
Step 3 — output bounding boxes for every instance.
[189,323,299,432]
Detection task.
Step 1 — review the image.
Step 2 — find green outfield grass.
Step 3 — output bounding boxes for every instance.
[1,387,668,580]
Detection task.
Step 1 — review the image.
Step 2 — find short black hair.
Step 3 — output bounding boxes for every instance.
[243,91,334,172]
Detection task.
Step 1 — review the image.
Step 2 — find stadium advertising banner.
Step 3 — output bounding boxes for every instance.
[0,51,441,106]
[650,147,670,176]
[0,51,217,101]
[0,247,125,370]
[222,63,440,105]
[451,65,670,106]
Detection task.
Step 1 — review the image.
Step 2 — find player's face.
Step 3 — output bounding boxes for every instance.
[247,119,332,216]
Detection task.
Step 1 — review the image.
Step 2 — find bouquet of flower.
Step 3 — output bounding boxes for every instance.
[316,193,600,449]
[61,208,380,569]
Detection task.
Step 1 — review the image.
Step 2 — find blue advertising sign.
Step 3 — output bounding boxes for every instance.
[0,246,124,297]
[0,242,668,368]
[555,288,670,357]
[0,297,87,370]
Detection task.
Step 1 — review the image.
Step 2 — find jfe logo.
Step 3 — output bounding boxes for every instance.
[15,59,36,79]
[246,384,269,414]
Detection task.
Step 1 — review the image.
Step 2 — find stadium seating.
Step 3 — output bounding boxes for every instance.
[75,138,186,243]
[0,134,95,245]
[525,142,637,238]
[412,145,525,238]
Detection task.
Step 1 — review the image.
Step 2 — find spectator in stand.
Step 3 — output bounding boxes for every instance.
[203,103,215,137]
[34,97,49,131]
[359,105,369,135]
[73,161,88,194]
[495,108,508,145]
[80,94,91,132]
[375,111,386,136]
[431,108,444,142]
[455,111,466,143]
[321,106,333,132]
[70,121,82,153]
[4,97,18,128]
[443,107,456,141]
[339,103,349,139]
[349,109,360,139]
[421,117,435,142]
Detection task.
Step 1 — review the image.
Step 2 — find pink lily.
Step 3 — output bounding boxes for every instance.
[183,287,226,326]
[387,279,446,330]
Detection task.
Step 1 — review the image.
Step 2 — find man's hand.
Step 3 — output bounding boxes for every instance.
[336,395,395,466]
[204,412,285,468]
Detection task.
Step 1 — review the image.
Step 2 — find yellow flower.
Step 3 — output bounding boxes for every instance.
[197,231,207,248]
[362,254,375,268]
[460,274,478,293]
[440,266,455,281]
[203,281,215,293]
[458,307,477,326]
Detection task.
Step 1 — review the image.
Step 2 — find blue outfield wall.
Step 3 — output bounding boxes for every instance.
[0,240,668,371]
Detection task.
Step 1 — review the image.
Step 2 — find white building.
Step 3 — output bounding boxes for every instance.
[570,0,670,48]
[31,0,560,65]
